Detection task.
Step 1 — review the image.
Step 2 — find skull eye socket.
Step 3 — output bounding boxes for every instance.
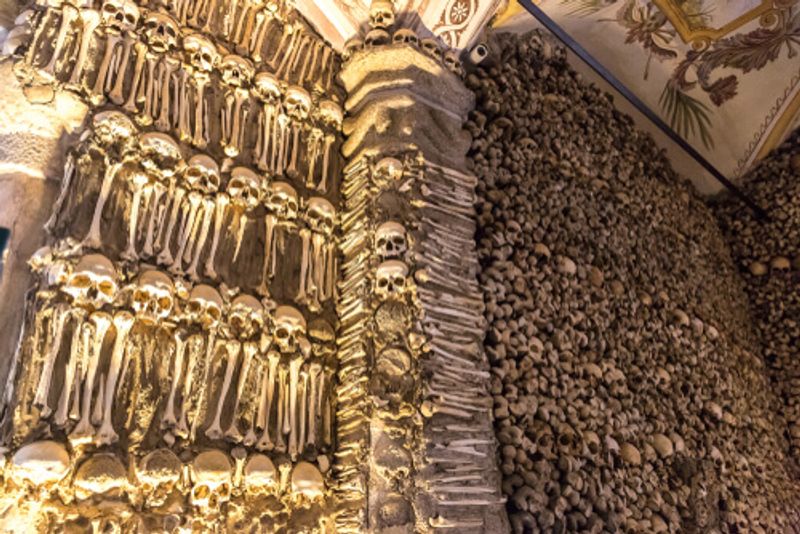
[125,13,136,23]
[275,327,289,339]
[98,280,115,296]
[158,296,172,310]
[70,274,92,288]
[377,279,388,288]
[103,4,117,13]
[193,485,209,499]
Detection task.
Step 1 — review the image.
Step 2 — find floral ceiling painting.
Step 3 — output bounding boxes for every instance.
[495,0,800,188]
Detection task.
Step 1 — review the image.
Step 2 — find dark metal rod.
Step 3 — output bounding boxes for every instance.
[517,0,769,220]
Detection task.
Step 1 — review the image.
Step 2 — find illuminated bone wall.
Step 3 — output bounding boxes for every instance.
[0,0,345,529]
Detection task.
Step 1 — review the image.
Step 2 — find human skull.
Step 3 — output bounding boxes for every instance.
[375,260,409,301]
[92,110,138,156]
[143,12,179,54]
[305,197,336,237]
[253,71,282,104]
[318,99,343,130]
[243,454,277,497]
[374,157,404,182]
[10,441,70,493]
[190,450,233,510]
[392,28,419,47]
[284,86,312,121]
[342,37,363,61]
[227,167,263,210]
[220,54,255,88]
[136,449,182,508]
[273,305,306,354]
[62,254,118,309]
[443,50,464,77]
[73,453,128,501]
[184,154,220,194]
[369,0,395,29]
[290,461,325,508]
[185,284,223,330]
[264,181,299,220]
[132,270,175,325]
[375,221,407,260]
[140,132,184,181]
[183,33,219,74]
[101,0,139,34]
[229,294,264,340]
[365,28,390,47]
[421,38,442,61]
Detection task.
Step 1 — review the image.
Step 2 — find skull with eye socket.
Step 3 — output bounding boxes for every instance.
[139,132,184,182]
[101,0,139,35]
[220,54,255,89]
[373,157,404,183]
[183,33,219,74]
[375,260,409,302]
[92,110,138,157]
[317,99,343,131]
[264,181,299,220]
[190,450,232,512]
[183,154,220,194]
[305,197,336,237]
[443,50,464,77]
[253,71,282,105]
[420,38,443,62]
[272,305,306,354]
[185,284,223,330]
[62,253,119,310]
[375,221,407,260]
[143,12,179,54]
[342,37,363,61]
[135,449,182,508]
[132,270,175,325]
[392,28,419,48]
[228,294,264,341]
[369,0,395,30]
[227,167,263,211]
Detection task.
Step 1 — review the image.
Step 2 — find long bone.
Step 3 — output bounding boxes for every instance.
[91,375,105,425]
[230,0,256,46]
[69,321,93,422]
[273,110,290,174]
[255,350,279,450]
[249,10,277,62]
[162,330,187,430]
[287,355,302,459]
[203,193,229,279]
[155,57,180,132]
[83,162,124,249]
[307,363,321,448]
[205,340,241,440]
[267,22,295,70]
[296,228,311,303]
[221,0,240,38]
[33,303,71,417]
[106,32,137,103]
[142,181,167,258]
[41,4,79,77]
[66,9,101,87]
[192,75,211,148]
[53,308,87,426]
[23,4,58,68]
[120,171,149,262]
[69,311,113,444]
[155,187,186,265]
[298,368,309,453]
[274,365,287,453]
[284,86,311,177]
[305,126,324,189]
[185,197,216,280]
[177,333,210,439]
[170,191,202,274]
[122,41,148,112]
[90,30,123,102]
[182,195,209,264]
[300,40,322,85]
[287,34,312,79]
[95,311,135,445]
[225,341,259,443]
[257,214,277,295]
[274,27,301,78]
[139,54,160,125]
[222,87,250,158]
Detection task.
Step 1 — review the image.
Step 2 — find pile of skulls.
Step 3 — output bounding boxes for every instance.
[469,30,800,532]
[714,129,800,455]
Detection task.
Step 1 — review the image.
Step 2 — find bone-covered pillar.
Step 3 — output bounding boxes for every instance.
[334,14,509,533]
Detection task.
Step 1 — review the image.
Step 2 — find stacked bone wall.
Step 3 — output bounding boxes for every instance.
[471,31,800,532]
[714,130,800,455]
[0,0,344,530]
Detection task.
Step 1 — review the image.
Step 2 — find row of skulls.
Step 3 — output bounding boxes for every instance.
[37,251,311,349]
[2,440,326,510]
[342,0,465,77]
[90,112,337,235]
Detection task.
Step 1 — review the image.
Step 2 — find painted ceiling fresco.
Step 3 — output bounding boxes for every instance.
[494,0,800,189]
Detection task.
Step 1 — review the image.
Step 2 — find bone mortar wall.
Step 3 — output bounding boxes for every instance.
[714,129,800,457]
[335,12,508,533]
[471,30,800,532]
[0,0,346,530]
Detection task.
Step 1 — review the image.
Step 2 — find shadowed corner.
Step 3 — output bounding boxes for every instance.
[0,227,9,281]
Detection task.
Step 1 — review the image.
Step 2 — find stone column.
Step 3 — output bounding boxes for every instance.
[334,28,509,533]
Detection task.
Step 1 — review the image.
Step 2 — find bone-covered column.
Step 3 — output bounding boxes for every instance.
[336,22,509,533]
